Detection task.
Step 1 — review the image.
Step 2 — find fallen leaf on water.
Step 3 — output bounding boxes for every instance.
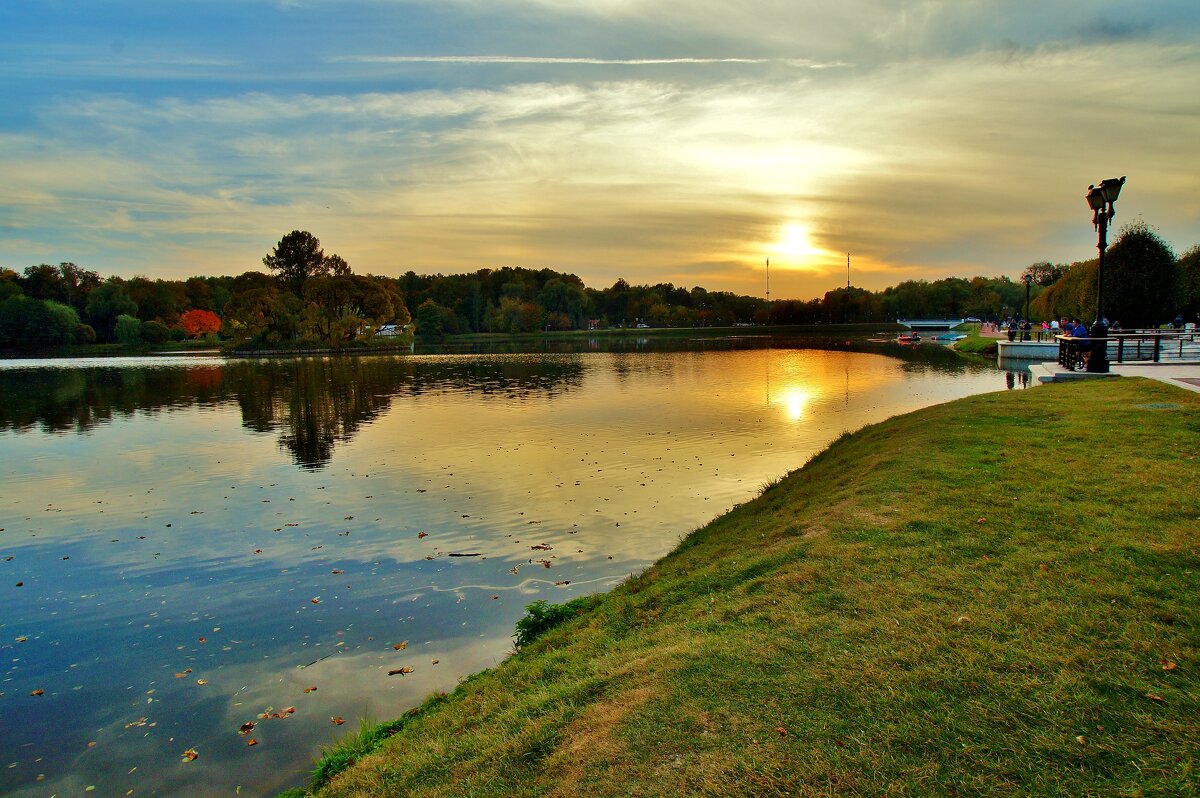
[196,679,208,686]
[388,667,414,676]
[16,636,28,643]
[431,660,439,665]
[417,531,428,538]
[198,637,207,644]
[31,689,44,696]
[555,580,571,586]
[331,569,344,575]
[392,641,408,651]
[530,544,552,551]
[181,748,199,762]
[1162,660,1178,671]
[304,686,318,693]
[284,706,296,715]
[310,598,320,604]
[239,722,255,735]
[331,716,345,725]
[246,738,258,747]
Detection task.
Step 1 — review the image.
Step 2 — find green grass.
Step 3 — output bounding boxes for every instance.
[289,378,1199,797]
[953,326,999,356]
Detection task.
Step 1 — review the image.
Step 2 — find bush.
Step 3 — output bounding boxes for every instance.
[114,314,142,344]
[513,597,593,648]
[169,325,188,341]
[141,320,171,344]
[73,323,97,344]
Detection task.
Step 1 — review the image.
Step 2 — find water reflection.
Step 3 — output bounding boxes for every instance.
[0,342,1017,797]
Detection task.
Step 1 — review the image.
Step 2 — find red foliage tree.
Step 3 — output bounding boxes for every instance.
[179,308,222,338]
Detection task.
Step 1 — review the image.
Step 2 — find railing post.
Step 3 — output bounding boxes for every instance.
[1153,335,1161,363]
[1116,336,1124,362]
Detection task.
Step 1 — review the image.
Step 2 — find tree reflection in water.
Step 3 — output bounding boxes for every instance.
[0,355,586,469]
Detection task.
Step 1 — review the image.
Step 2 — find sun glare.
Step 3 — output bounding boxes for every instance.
[781,387,810,421]
[772,222,825,267]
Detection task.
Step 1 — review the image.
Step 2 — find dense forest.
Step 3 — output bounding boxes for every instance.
[2,224,1198,350]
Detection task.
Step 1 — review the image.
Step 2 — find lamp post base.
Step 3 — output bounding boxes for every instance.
[1087,320,1109,373]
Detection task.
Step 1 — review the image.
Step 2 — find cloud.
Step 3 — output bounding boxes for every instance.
[2,0,1199,295]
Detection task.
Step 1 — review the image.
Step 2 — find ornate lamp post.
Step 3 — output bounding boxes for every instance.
[1084,175,1125,373]
[1023,273,1032,324]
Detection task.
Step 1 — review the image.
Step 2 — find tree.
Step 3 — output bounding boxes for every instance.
[263,231,346,295]
[179,309,222,339]
[1104,221,1176,328]
[1174,245,1200,323]
[300,275,406,346]
[142,320,171,344]
[85,279,138,341]
[114,314,142,344]
[415,299,445,342]
[1020,261,1066,287]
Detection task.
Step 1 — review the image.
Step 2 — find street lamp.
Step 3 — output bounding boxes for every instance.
[1023,273,1032,325]
[1084,175,1125,373]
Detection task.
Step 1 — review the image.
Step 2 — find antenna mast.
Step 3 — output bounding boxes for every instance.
[766,257,770,303]
[847,253,851,289]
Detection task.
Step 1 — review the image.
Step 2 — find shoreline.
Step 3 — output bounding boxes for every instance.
[280,377,1198,797]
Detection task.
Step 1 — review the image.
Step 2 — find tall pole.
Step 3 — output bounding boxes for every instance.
[1085,175,1124,374]
[1095,211,1108,326]
[847,253,850,290]
[765,257,770,324]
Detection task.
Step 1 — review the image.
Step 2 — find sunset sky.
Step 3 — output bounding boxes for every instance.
[2,1,1199,299]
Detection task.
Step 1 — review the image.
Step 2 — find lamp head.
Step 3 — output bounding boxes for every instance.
[1099,176,1126,204]
[1085,185,1106,211]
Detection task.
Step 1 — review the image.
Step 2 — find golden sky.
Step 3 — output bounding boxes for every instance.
[2,1,1198,298]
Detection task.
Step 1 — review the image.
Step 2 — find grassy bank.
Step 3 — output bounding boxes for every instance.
[286,378,1197,796]
[952,324,1000,356]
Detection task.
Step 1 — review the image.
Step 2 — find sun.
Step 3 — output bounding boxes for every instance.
[775,223,821,260]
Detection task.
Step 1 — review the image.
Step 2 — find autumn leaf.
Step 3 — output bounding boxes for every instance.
[417,531,428,538]
[331,569,344,575]
[239,722,256,735]
[388,667,414,676]
[331,716,345,725]
[530,544,552,551]
[392,641,408,650]
[246,738,258,747]
[196,679,208,686]
[775,727,788,736]
[310,597,320,604]
[283,706,296,715]
[181,748,199,762]
[1162,660,1178,671]
[198,637,207,643]
[31,689,44,696]
[1145,693,1166,703]
[303,686,318,694]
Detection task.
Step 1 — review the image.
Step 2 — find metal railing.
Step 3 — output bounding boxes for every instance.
[1057,330,1200,370]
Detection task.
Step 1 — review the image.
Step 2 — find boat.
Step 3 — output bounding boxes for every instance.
[897,333,921,344]
[933,333,967,342]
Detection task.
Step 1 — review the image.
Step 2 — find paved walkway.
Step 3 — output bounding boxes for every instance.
[1030,361,1200,394]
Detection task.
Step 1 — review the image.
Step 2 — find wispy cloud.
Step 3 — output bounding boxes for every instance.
[2,1,1199,296]
[329,54,844,67]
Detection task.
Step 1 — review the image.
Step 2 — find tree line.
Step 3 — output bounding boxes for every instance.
[3,223,1197,349]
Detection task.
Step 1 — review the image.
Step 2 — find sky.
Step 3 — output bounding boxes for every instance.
[2,1,1199,300]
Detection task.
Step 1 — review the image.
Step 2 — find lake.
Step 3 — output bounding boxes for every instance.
[0,339,1025,796]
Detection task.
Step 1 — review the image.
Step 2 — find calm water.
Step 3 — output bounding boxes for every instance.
[0,341,1022,796]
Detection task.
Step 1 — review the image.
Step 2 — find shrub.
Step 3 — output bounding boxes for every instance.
[513,596,593,649]
[141,320,170,343]
[114,314,142,344]
[73,323,97,344]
